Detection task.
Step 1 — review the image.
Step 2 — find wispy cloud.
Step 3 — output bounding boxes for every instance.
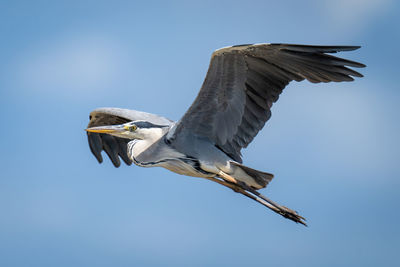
[14,33,129,98]
[317,0,394,34]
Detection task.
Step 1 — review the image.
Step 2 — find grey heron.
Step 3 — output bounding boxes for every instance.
[86,43,365,225]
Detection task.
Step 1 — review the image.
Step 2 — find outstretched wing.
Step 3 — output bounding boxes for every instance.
[87,107,174,167]
[170,43,365,162]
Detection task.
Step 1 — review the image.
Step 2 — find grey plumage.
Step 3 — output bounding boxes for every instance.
[170,44,365,162]
[86,43,365,225]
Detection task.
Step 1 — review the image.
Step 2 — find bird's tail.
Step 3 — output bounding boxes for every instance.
[230,161,274,189]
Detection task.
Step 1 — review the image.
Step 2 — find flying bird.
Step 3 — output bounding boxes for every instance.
[86,43,365,225]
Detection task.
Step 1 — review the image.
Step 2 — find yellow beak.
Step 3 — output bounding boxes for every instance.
[85,125,122,134]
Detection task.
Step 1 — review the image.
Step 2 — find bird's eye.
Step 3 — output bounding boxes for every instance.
[129,125,137,132]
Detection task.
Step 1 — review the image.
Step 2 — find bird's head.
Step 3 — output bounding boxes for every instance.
[86,120,168,140]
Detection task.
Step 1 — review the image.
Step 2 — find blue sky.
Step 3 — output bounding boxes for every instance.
[0,0,399,266]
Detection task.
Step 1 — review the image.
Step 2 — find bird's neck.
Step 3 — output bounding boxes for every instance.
[128,128,165,160]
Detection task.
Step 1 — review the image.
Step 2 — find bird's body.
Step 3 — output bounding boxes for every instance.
[126,127,214,178]
[86,43,365,225]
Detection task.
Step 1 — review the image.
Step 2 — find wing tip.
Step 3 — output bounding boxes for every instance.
[271,43,364,54]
